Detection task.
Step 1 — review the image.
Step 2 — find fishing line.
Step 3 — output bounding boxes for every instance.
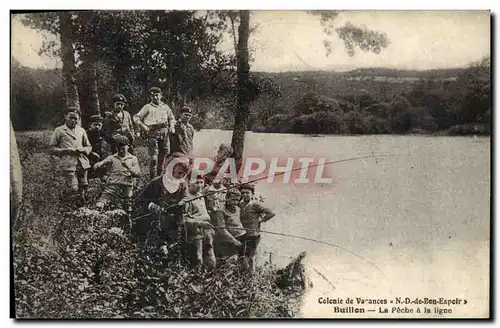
[130,153,396,277]
[219,226,383,275]
[135,220,384,279]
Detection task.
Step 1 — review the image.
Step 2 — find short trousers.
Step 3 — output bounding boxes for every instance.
[239,234,261,257]
[97,183,133,204]
[62,169,88,191]
[147,129,170,157]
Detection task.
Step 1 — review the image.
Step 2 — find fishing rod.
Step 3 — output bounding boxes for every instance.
[130,153,394,274]
[212,226,383,274]
[132,153,397,221]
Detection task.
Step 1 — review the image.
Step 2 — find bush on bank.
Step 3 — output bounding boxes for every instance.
[12,132,305,319]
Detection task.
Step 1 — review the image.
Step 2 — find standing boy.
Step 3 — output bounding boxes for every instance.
[133,87,176,179]
[184,176,216,270]
[170,106,195,157]
[239,183,276,273]
[213,188,246,259]
[49,108,92,203]
[86,114,107,179]
[93,136,141,212]
[103,94,135,154]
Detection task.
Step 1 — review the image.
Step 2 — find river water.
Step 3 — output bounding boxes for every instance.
[194,131,490,318]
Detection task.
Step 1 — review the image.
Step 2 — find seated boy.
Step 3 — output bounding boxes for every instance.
[94,135,141,212]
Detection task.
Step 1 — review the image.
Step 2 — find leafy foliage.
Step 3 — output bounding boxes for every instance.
[11,59,65,131]
[259,56,490,135]
[12,60,490,136]
[14,12,488,136]
[335,22,391,57]
[19,11,237,116]
[12,131,305,319]
[307,11,390,57]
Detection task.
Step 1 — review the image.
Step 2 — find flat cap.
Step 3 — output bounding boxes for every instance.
[90,114,103,123]
[180,106,192,114]
[112,94,127,103]
[149,87,162,94]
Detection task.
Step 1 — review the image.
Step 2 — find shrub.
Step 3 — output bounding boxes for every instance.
[387,95,412,134]
[364,102,390,117]
[343,110,371,134]
[447,124,490,136]
[408,106,439,132]
[292,92,354,116]
[362,114,391,134]
[14,206,305,318]
[265,114,294,133]
[290,111,348,135]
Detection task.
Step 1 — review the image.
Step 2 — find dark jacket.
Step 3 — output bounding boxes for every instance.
[132,176,189,242]
[102,110,135,147]
[86,129,106,160]
[170,121,194,156]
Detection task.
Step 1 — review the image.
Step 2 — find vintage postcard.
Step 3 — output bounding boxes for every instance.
[10,10,491,319]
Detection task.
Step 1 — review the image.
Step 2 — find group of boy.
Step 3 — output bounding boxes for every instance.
[49,87,277,272]
[136,152,276,273]
[49,87,195,209]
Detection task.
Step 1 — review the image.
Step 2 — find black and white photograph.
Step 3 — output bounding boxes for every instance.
[10,9,491,319]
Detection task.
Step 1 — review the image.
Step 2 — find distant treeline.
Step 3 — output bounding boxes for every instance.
[256,67,469,79]
[11,57,490,135]
[339,67,469,79]
[253,58,491,136]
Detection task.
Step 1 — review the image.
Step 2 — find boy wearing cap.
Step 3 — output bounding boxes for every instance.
[86,114,107,179]
[133,87,176,179]
[49,108,92,203]
[94,135,141,212]
[103,94,135,154]
[170,106,195,156]
[239,184,276,273]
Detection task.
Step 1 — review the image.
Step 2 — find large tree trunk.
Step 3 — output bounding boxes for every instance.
[144,72,149,105]
[229,14,238,55]
[80,55,100,127]
[231,10,250,174]
[78,12,100,127]
[59,12,80,112]
[10,121,22,223]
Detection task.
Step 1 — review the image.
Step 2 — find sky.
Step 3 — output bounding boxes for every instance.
[11,10,491,72]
